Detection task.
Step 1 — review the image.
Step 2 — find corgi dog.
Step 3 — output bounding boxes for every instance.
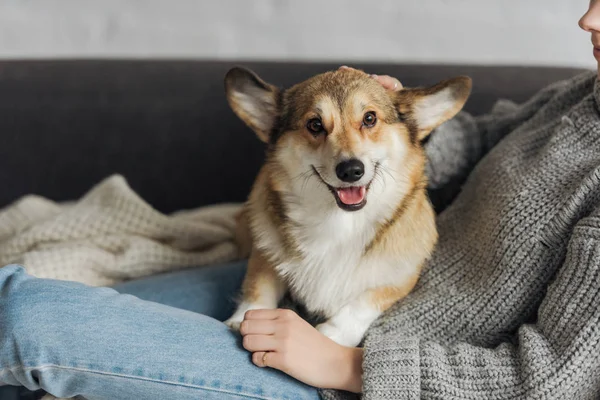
[224,66,471,347]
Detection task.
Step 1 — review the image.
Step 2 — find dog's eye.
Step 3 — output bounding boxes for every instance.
[307,118,325,135]
[363,112,377,127]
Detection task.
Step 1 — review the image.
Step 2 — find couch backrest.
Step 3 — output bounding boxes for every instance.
[0,60,586,212]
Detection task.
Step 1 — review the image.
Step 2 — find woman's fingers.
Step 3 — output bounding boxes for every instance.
[243,309,280,320]
[240,319,277,335]
[252,350,286,370]
[338,66,403,91]
[252,351,268,368]
[242,334,279,352]
[372,74,403,91]
[244,308,299,320]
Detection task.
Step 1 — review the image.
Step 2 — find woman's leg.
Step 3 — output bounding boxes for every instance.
[0,264,319,400]
[0,261,248,400]
[111,261,247,321]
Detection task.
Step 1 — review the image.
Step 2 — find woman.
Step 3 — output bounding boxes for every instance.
[2,2,600,399]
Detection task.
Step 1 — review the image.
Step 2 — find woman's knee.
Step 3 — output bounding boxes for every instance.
[0,264,33,332]
[0,264,90,350]
[0,264,48,384]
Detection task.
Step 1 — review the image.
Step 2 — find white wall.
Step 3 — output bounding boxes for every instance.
[0,0,594,68]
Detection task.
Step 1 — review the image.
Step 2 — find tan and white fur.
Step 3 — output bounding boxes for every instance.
[224,67,471,347]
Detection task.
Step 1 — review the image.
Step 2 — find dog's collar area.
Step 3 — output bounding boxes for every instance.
[310,165,368,212]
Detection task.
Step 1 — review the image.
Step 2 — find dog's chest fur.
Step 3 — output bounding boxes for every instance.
[255,197,419,318]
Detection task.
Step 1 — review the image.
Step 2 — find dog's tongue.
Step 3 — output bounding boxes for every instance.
[337,186,366,205]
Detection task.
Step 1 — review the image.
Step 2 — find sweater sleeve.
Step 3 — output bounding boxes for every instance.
[360,209,600,400]
[425,79,568,191]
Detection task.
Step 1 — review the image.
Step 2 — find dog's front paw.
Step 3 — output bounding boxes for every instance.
[316,322,363,347]
[224,315,244,331]
[224,301,276,331]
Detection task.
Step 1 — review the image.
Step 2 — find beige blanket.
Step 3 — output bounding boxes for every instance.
[0,175,242,286]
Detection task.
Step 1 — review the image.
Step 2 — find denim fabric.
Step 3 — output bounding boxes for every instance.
[0,263,319,400]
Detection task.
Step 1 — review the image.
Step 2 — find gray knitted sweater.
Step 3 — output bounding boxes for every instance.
[324,71,600,400]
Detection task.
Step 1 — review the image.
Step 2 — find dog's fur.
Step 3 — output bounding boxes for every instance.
[224,67,471,346]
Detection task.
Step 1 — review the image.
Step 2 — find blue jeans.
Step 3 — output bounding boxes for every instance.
[0,263,320,400]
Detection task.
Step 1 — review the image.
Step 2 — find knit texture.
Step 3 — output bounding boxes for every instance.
[0,175,241,286]
[323,71,600,399]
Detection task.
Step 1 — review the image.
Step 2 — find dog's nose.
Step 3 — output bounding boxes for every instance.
[336,159,365,183]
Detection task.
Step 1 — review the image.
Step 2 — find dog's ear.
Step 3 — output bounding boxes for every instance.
[225,67,280,143]
[395,76,472,141]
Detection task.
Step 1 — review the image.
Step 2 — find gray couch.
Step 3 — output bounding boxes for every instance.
[0,60,586,400]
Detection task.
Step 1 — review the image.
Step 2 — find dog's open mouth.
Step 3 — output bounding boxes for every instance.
[311,166,368,212]
[334,186,367,211]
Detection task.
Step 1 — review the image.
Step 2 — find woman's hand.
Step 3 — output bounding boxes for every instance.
[240,309,363,393]
[339,65,403,91]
